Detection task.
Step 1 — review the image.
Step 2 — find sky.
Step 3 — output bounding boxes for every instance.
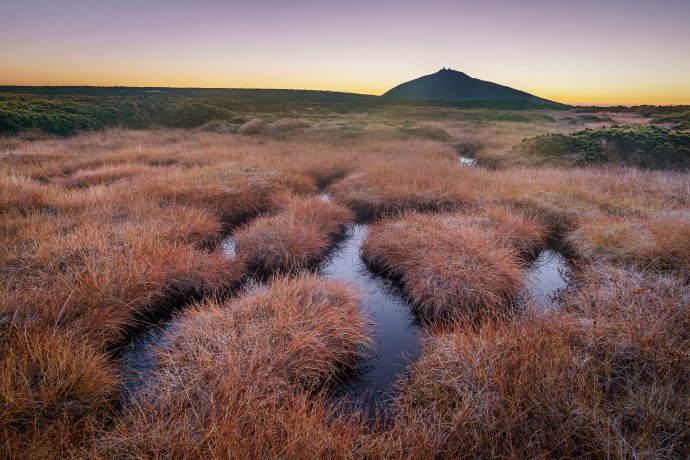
[1,0,689,105]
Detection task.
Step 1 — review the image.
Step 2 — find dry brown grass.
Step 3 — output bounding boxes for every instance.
[330,154,478,221]
[0,325,119,458]
[234,194,354,276]
[1,123,689,458]
[566,212,690,273]
[437,205,549,259]
[378,264,689,458]
[101,275,373,457]
[362,212,526,323]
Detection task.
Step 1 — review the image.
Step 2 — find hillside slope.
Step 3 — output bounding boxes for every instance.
[384,68,556,104]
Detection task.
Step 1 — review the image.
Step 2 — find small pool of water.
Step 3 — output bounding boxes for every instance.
[458,155,477,166]
[221,236,236,258]
[524,249,571,307]
[320,192,332,202]
[117,322,173,398]
[319,224,421,416]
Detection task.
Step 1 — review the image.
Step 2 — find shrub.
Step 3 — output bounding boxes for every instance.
[516,125,690,169]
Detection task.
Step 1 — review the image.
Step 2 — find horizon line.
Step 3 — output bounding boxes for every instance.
[2,83,690,107]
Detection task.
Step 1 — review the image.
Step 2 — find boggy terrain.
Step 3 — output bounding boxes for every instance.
[1,108,689,458]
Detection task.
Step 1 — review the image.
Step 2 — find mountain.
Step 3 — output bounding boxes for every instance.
[383,68,557,104]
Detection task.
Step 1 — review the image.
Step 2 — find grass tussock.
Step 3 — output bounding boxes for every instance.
[234,194,353,276]
[380,265,689,458]
[101,275,373,457]
[329,144,478,221]
[0,325,119,458]
[362,212,529,323]
[0,174,52,214]
[566,212,690,273]
[66,163,156,188]
[1,214,246,345]
[438,205,549,259]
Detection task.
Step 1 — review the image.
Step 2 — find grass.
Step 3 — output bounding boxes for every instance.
[101,275,373,457]
[329,146,478,221]
[234,194,354,276]
[1,102,689,458]
[566,212,690,274]
[1,325,119,458]
[362,211,532,323]
[375,264,688,458]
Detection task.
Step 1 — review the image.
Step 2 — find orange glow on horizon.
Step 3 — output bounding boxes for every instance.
[3,70,689,106]
[2,0,689,107]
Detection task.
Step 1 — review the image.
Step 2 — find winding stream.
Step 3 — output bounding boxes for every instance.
[118,222,572,415]
[319,224,421,415]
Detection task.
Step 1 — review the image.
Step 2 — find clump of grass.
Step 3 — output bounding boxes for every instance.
[66,163,155,188]
[131,165,314,230]
[1,209,247,345]
[362,212,525,323]
[439,205,549,259]
[102,275,373,457]
[566,212,690,273]
[234,195,353,276]
[0,173,52,214]
[0,325,119,458]
[331,163,476,221]
[382,265,689,457]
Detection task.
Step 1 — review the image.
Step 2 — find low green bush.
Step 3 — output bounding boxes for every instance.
[516,125,690,169]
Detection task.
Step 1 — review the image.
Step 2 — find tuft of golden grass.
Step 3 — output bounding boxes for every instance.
[362,212,527,323]
[566,212,690,273]
[0,325,119,458]
[330,156,478,221]
[65,163,157,189]
[437,205,549,260]
[0,174,52,214]
[234,194,353,276]
[101,275,373,457]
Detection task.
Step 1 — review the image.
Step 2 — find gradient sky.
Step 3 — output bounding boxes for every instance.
[2,0,689,104]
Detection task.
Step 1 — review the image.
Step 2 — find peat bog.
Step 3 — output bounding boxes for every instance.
[2,98,689,458]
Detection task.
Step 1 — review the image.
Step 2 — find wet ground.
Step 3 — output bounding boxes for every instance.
[118,222,572,415]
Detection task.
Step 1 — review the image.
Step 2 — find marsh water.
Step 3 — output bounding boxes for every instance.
[524,249,570,307]
[458,155,477,166]
[118,223,571,413]
[319,224,421,415]
[117,320,173,397]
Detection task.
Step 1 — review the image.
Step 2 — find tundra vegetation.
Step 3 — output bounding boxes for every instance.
[1,89,689,459]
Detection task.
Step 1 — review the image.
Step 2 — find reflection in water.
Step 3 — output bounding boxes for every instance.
[118,323,173,398]
[221,236,236,258]
[319,225,421,416]
[524,249,570,306]
[458,156,477,166]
